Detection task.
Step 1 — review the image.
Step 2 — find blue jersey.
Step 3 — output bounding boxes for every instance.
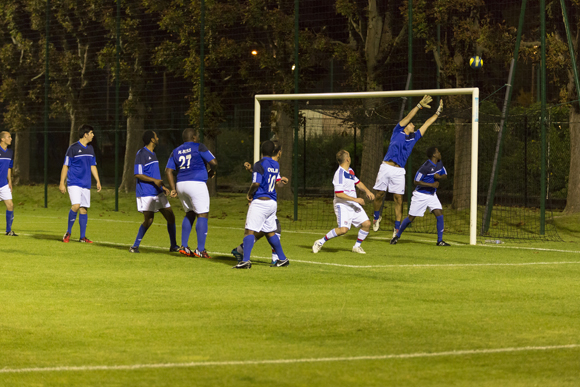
[414,159,447,195]
[252,157,281,201]
[64,142,97,189]
[134,147,163,197]
[383,123,422,168]
[166,142,215,183]
[0,146,14,188]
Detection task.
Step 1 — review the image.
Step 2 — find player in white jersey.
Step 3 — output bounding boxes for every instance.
[312,150,375,254]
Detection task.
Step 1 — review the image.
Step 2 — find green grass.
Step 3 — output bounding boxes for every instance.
[1,186,579,386]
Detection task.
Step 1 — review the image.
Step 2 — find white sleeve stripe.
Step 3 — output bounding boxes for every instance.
[64,156,70,166]
[143,161,158,167]
[138,165,143,174]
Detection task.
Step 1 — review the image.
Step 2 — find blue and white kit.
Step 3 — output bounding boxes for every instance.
[245,157,281,233]
[134,147,170,213]
[409,159,447,217]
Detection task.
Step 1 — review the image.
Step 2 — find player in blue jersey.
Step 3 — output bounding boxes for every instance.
[0,132,17,236]
[231,156,284,265]
[233,140,289,269]
[312,150,375,254]
[60,125,102,243]
[129,130,179,253]
[372,96,443,238]
[165,128,217,258]
[390,146,450,246]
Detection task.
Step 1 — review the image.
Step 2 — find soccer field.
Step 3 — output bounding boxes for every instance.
[1,187,579,386]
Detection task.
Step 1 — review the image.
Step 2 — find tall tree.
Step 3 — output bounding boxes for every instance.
[0,0,43,184]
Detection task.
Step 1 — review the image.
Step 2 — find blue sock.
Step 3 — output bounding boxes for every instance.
[374,211,381,220]
[395,220,401,230]
[397,217,412,237]
[196,217,208,251]
[79,214,88,239]
[133,225,148,248]
[67,210,77,234]
[181,216,194,247]
[167,222,177,247]
[436,215,444,242]
[266,234,287,261]
[6,210,13,233]
[242,235,255,262]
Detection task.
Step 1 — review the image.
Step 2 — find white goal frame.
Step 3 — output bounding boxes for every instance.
[254,88,480,245]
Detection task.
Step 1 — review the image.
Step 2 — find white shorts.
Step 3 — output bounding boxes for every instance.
[68,186,90,208]
[334,201,369,229]
[245,199,278,233]
[0,184,12,201]
[176,181,210,214]
[373,163,406,194]
[408,191,442,217]
[136,194,171,213]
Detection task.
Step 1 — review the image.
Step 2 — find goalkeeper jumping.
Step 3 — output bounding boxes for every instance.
[372,95,443,238]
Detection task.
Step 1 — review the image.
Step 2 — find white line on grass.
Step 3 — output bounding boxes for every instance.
[1,344,578,374]
[13,234,580,269]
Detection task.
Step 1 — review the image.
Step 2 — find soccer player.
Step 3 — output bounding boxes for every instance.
[312,150,375,254]
[165,128,217,258]
[390,146,450,246]
[0,131,17,236]
[231,154,283,265]
[130,130,179,253]
[233,140,289,269]
[372,96,443,238]
[60,124,102,243]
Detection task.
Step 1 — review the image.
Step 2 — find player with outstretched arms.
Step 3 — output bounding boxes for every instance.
[390,146,450,246]
[60,125,102,243]
[0,131,17,236]
[233,140,289,269]
[372,96,443,238]
[312,150,375,254]
[129,130,179,253]
[165,128,217,258]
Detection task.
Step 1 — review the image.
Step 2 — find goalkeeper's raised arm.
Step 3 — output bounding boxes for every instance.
[418,99,443,136]
[400,95,433,127]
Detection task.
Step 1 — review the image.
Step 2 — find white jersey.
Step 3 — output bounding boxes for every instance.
[332,166,360,205]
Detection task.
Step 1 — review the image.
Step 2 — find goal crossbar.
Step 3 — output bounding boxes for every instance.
[254,88,480,245]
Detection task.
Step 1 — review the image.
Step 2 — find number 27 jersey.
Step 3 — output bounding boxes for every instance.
[166,142,215,183]
[252,157,281,201]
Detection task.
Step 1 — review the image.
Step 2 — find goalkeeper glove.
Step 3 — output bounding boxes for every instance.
[416,95,432,109]
[436,100,444,116]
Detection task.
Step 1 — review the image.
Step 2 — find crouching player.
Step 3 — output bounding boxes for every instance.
[130,130,179,253]
[390,147,450,246]
[312,150,375,254]
[233,140,289,269]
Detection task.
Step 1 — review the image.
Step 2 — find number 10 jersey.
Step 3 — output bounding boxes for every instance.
[252,157,281,202]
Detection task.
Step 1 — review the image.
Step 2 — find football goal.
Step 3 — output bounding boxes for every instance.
[254,89,481,245]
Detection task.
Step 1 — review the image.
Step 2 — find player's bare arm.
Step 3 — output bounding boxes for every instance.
[91,165,101,192]
[434,173,448,180]
[135,174,164,187]
[335,192,365,206]
[415,179,439,189]
[165,168,178,198]
[247,182,260,202]
[244,162,253,173]
[355,181,375,201]
[400,95,432,126]
[207,159,218,179]
[276,177,289,186]
[7,168,12,191]
[59,165,69,194]
[418,100,443,136]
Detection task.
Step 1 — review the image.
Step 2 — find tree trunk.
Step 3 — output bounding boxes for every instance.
[119,98,146,192]
[273,101,294,201]
[451,117,471,210]
[360,103,382,187]
[564,107,580,213]
[12,130,30,185]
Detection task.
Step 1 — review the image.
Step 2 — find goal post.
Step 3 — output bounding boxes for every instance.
[254,88,480,245]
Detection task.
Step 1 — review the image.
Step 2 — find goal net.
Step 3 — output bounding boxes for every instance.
[253,89,561,245]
